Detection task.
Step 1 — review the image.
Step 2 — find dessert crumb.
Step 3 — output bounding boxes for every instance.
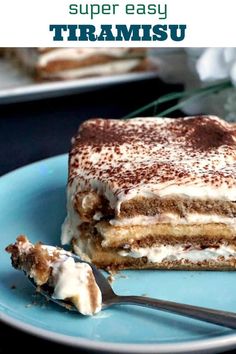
[107,274,115,284]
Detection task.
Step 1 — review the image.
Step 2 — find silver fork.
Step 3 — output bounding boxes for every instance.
[29,253,236,329]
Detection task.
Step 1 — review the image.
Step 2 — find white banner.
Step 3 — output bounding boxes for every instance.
[0,0,235,47]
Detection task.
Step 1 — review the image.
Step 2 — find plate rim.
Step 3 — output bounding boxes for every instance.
[1,154,236,353]
[1,311,236,354]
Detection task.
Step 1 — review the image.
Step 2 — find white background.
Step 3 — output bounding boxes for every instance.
[0,0,235,47]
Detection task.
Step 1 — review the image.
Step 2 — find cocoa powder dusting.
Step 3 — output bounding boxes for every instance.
[68,116,236,194]
[175,117,236,151]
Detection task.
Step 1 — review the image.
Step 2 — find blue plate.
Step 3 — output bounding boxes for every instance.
[1,154,236,353]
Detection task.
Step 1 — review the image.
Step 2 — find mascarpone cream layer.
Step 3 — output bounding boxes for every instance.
[61,209,236,245]
[110,213,236,226]
[119,244,236,263]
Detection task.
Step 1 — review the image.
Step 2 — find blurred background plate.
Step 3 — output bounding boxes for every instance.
[0,58,159,104]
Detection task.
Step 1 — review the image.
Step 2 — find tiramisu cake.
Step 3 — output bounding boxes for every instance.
[61,116,236,271]
[7,48,149,80]
[6,236,102,315]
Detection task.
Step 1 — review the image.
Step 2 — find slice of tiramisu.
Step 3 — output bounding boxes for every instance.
[7,48,149,80]
[61,116,236,271]
[6,236,102,315]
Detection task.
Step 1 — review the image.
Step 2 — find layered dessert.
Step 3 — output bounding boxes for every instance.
[62,116,236,271]
[7,48,149,80]
[6,236,102,315]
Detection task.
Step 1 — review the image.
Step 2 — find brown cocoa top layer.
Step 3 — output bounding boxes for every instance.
[68,116,236,209]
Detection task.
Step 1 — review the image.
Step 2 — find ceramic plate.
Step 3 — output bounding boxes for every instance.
[0,58,158,104]
[1,154,236,353]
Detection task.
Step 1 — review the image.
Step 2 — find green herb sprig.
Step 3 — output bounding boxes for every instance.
[124,80,232,119]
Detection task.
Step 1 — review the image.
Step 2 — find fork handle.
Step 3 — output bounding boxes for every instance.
[111,295,236,329]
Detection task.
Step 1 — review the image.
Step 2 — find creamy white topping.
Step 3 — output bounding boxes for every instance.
[52,257,102,316]
[44,59,141,79]
[119,244,236,263]
[61,180,82,245]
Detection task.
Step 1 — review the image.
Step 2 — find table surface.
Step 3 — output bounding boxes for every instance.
[0,77,234,354]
